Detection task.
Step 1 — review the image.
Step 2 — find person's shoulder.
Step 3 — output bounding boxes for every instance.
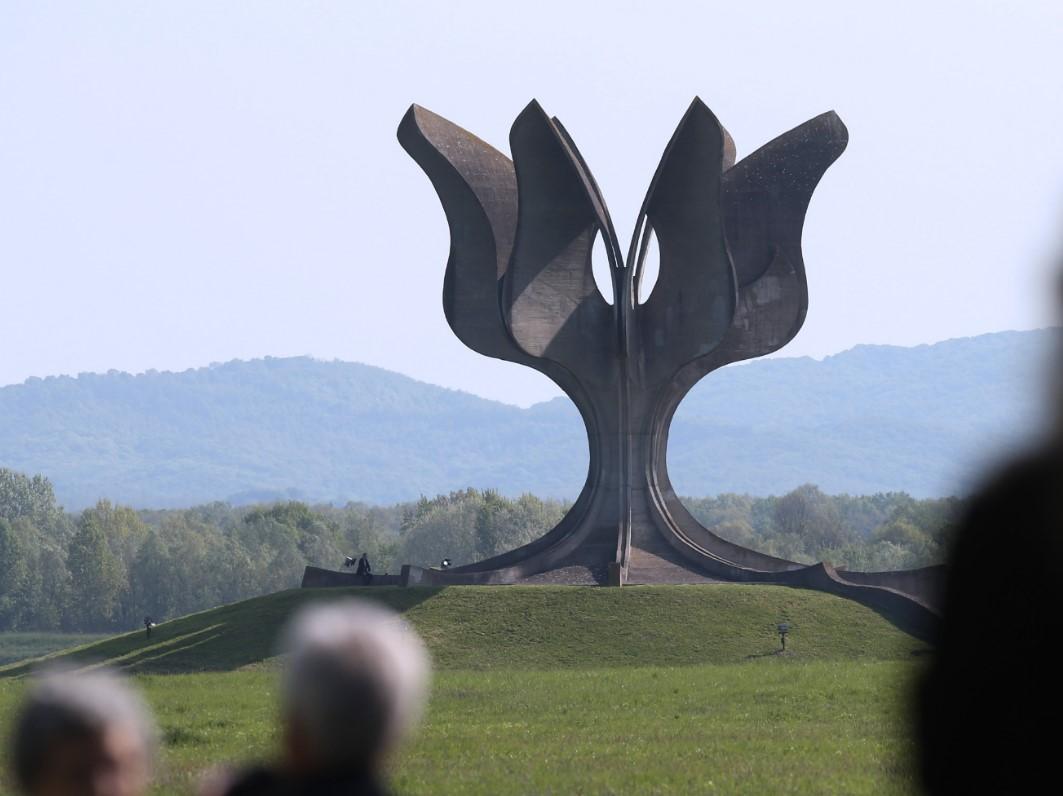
[943,442,1063,605]
[306,772,389,796]
[216,766,289,796]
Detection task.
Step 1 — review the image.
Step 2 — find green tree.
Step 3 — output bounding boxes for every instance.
[398,491,482,566]
[0,469,64,533]
[78,501,149,625]
[31,541,71,630]
[773,484,855,558]
[0,518,32,629]
[66,516,124,630]
[129,531,181,621]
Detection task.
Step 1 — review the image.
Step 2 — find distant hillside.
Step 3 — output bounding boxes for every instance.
[0,330,1054,508]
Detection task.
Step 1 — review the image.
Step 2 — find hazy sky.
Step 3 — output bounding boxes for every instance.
[2,1,1061,406]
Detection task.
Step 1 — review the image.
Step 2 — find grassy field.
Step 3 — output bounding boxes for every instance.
[0,585,928,794]
[0,633,106,667]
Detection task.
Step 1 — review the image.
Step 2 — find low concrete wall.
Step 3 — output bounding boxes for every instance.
[400,565,499,586]
[836,565,946,612]
[772,562,940,642]
[300,566,403,588]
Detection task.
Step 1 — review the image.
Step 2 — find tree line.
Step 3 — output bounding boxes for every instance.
[0,468,961,633]
[683,484,961,572]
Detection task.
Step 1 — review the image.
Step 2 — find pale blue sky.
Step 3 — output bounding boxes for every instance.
[2,1,1061,406]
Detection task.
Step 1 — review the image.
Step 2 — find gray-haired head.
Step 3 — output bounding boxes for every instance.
[7,667,157,796]
[279,599,430,774]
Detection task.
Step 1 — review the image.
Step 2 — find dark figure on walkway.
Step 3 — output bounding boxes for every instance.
[143,617,154,639]
[918,435,1063,789]
[355,553,372,583]
[207,600,430,796]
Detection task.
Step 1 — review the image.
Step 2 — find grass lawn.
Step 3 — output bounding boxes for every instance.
[0,662,920,795]
[0,586,927,794]
[0,585,930,677]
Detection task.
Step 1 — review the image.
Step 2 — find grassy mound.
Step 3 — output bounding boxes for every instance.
[0,584,928,676]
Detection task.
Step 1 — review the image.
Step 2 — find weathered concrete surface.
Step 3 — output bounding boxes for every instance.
[837,565,946,610]
[299,98,942,640]
[300,566,402,588]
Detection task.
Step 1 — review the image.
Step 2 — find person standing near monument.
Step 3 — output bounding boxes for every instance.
[355,553,372,583]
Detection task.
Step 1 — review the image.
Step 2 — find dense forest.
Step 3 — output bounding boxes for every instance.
[0,468,962,633]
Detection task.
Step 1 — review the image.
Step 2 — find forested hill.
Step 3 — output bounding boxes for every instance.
[0,329,1054,509]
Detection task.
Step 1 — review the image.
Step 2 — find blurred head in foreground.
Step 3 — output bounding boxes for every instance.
[206,603,430,796]
[279,599,430,779]
[8,668,156,796]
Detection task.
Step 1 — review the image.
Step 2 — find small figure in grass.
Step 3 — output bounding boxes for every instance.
[143,616,155,639]
[777,622,791,652]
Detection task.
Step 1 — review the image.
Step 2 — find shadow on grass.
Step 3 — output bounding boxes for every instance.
[0,586,446,678]
[745,649,790,659]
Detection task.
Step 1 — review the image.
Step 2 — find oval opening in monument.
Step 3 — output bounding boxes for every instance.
[591,231,614,305]
[637,229,660,304]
